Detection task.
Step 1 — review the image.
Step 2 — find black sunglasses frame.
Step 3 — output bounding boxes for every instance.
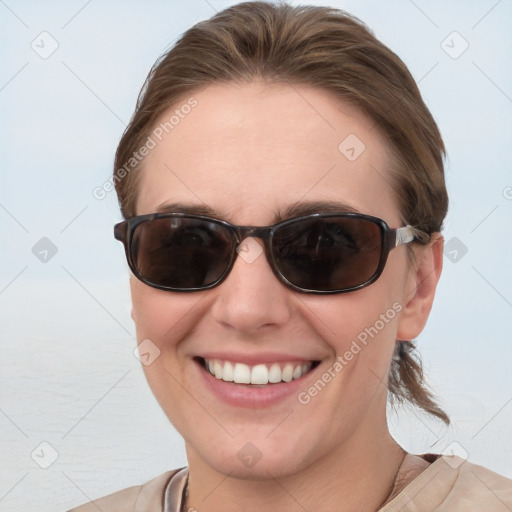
[114,212,428,294]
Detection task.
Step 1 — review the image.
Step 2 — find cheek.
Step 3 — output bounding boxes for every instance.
[129,278,209,376]
[131,278,199,339]
[304,258,408,379]
[322,296,397,370]
[129,279,207,429]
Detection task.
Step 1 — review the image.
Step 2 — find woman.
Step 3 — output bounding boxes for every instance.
[69,2,512,511]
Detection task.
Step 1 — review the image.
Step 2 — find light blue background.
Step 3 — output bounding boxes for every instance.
[1,1,511,510]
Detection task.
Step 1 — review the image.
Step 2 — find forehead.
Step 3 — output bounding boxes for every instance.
[136,81,401,225]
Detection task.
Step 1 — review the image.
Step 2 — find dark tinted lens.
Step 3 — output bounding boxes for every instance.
[273,216,383,291]
[131,217,233,289]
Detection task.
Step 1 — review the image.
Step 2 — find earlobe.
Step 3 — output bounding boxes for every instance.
[396,234,444,340]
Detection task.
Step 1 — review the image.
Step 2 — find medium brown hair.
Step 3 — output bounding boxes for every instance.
[114,1,449,423]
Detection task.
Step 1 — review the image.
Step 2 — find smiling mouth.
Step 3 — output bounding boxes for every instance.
[195,357,321,385]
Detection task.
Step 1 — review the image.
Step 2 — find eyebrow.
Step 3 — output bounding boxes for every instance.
[155,202,219,216]
[155,200,361,223]
[276,200,360,220]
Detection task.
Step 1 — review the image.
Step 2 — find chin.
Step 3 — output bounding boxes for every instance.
[187,431,319,481]
[211,450,307,481]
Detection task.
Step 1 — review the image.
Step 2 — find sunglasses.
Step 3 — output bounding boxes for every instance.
[114,212,428,294]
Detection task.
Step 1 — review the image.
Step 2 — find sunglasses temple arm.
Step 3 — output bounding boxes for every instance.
[393,225,429,247]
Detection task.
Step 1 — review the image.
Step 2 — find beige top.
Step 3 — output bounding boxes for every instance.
[68,454,512,511]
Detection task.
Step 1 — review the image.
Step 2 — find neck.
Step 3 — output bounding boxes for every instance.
[184,410,405,512]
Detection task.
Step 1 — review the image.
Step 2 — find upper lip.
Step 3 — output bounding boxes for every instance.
[196,351,321,366]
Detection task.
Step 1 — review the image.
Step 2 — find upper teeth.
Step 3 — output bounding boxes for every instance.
[204,358,312,385]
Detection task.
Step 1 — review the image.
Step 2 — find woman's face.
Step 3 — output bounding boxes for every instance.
[130,82,427,478]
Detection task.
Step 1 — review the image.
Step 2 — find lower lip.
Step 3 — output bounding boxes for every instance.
[194,359,316,408]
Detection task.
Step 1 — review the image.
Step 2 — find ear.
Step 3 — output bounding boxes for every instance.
[396,233,443,340]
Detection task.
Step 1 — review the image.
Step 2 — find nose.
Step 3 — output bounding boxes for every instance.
[210,237,292,334]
